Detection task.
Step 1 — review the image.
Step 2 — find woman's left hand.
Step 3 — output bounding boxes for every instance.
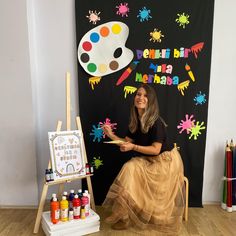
[120,142,135,152]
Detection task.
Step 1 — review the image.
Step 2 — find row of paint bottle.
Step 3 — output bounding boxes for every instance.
[50,189,90,224]
[46,163,94,182]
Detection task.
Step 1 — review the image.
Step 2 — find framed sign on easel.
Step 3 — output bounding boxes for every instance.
[48,130,86,180]
[33,72,95,234]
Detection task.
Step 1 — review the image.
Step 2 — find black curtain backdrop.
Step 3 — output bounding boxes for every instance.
[75,0,215,207]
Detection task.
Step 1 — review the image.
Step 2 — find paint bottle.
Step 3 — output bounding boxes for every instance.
[80,206,86,219]
[86,163,90,175]
[81,193,89,216]
[77,189,83,199]
[49,168,54,181]
[45,169,51,182]
[73,194,81,219]
[84,190,91,214]
[68,189,75,209]
[90,163,94,174]
[50,193,57,202]
[69,209,74,221]
[50,197,60,224]
[60,196,69,222]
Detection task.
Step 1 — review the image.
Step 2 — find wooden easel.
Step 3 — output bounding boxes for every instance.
[33,72,96,234]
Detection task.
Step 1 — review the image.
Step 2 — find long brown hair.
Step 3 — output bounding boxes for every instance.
[129,84,161,133]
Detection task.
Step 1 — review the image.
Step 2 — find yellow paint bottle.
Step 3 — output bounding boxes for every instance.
[60,196,69,222]
[81,206,86,219]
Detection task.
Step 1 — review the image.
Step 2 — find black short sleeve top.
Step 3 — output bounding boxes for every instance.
[126,118,169,154]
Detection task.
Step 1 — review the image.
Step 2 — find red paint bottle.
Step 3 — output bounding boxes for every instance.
[86,163,90,175]
[73,194,81,219]
[81,193,89,216]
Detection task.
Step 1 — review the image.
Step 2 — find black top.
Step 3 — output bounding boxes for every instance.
[126,118,169,155]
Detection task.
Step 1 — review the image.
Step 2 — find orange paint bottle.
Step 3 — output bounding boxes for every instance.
[50,197,60,224]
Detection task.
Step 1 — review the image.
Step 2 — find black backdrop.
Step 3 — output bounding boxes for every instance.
[75,0,215,207]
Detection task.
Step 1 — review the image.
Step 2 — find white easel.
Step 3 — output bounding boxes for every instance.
[33,72,96,234]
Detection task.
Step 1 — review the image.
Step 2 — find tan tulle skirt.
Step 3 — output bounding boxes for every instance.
[102,147,185,235]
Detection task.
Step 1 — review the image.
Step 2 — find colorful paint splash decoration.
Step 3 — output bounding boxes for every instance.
[86,10,101,25]
[149,28,164,43]
[177,80,190,96]
[116,2,129,17]
[99,118,117,138]
[175,13,190,29]
[137,7,152,22]
[124,86,137,98]
[189,121,206,140]
[194,91,207,105]
[90,124,103,142]
[178,115,206,140]
[177,114,195,134]
[89,76,101,90]
[92,156,104,169]
[191,42,204,59]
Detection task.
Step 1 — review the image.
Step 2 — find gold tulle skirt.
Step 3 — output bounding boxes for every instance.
[102,147,185,234]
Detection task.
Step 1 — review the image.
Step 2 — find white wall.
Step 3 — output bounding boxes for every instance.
[203,0,236,203]
[0,0,38,206]
[0,0,235,206]
[27,0,79,200]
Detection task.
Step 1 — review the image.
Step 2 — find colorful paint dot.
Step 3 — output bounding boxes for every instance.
[113,47,122,58]
[98,64,107,73]
[90,32,100,43]
[100,26,110,37]
[112,24,122,34]
[87,63,97,72]
[82,41,92,51]
[80,53,90,63]
[109,61,119,70]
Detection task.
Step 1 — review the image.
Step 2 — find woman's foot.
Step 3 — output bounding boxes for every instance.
[111,218,130,230]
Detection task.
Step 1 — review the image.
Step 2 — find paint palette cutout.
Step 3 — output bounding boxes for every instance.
[78,21,134,77]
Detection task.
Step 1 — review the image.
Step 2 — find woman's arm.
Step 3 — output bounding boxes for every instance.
[102,125,133,143]
[120,141,162,156]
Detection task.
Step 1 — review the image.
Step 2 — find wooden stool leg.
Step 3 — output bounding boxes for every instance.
[33,184,48,234]
[86,176,96,211]
[183,177,189,221]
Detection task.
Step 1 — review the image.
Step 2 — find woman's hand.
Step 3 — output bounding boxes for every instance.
[120,142,135,152]
[102,125,113,138]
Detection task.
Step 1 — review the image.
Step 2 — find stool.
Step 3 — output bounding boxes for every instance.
[183,176,189,221]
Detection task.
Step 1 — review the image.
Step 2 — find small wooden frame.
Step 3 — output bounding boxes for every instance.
[33,73,96,234]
